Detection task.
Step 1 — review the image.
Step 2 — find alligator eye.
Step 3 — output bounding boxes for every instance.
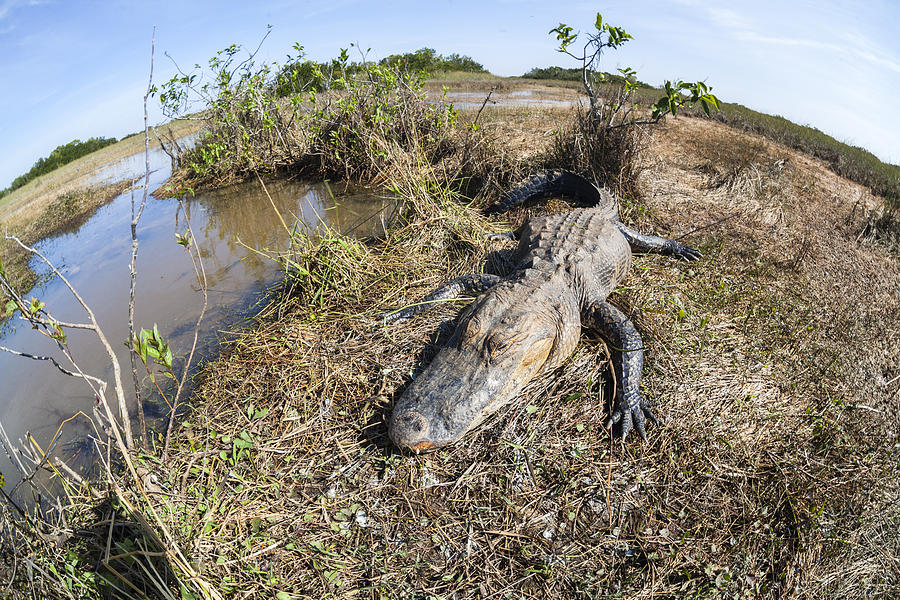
[486,332,525,360]
[460,315,484,345]
[486,336,512,358]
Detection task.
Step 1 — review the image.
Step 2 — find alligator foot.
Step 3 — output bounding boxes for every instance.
[616,223,702,262]
[665,240,702,261]
[605,390,659,441]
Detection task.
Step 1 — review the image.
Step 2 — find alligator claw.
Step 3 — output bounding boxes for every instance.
[605,391,657,441]
[667,240,702,262]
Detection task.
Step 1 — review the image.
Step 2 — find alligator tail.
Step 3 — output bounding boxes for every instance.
[489,170,615,214]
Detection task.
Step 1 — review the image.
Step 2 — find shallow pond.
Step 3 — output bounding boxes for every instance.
[0,145,394,495]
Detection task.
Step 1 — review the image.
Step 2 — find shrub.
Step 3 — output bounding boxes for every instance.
[543,13,718,196]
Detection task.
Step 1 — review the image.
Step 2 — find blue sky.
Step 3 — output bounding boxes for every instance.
[1,0,898,189]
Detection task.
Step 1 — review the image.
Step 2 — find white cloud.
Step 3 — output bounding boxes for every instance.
[0,0,47,21]
[736,31,900,75]
[706,7,753,31]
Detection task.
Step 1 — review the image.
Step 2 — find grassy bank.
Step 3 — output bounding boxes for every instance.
[0,118,201,225]
[585,81,900,208]
[146,105,899,597]
[3,64,899,598]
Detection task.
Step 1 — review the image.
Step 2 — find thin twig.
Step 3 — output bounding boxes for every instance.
[472,86,496,128]
[129,26,156,449]
[0,344,105,387]
[163,200,208,460]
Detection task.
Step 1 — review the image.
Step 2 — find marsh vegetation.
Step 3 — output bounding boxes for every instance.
[1,14,898,599]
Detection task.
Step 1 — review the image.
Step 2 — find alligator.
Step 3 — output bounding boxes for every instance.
[385,171,700,452]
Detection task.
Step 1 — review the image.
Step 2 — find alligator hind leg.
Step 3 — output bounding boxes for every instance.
[382,273,502,323]
[584,301,659,441]
[616,223,702,261]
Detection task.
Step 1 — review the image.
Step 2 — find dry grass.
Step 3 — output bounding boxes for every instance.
[3,78,898,597]
[122,112,900,598]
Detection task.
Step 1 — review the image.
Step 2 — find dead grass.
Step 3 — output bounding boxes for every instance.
[4,80,898,597]
[121,111,900,598]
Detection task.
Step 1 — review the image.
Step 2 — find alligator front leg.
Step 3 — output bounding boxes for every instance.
[616,223,701,261]
[584,301,658,440]
[382,273,502,323]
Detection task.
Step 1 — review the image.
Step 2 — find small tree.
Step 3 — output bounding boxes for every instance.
[551,13,719,124]
[545,13,720,196]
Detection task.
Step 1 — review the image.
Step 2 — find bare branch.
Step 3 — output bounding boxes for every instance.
[17,316,95,331]
[129,27,156,449]
[0,344,106,388]
[2,233,134,448]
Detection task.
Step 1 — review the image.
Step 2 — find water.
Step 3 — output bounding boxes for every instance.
[0,144,394,496]
[440,90,578,110]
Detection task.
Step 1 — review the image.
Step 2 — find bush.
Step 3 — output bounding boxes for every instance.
[378,47,487,75]
[542,14,717,198]
[543,103,646,199]
[159,42,510,198]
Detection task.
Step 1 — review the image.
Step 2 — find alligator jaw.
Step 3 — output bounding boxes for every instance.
[410,441,435,453]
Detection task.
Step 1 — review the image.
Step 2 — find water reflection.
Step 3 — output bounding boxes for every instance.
[0,145,393,497]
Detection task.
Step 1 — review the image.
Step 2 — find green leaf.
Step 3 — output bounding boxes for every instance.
[28,297,45,315]
[595,13,603,31]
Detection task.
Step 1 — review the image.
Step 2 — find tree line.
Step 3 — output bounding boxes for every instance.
[1,137,118,199]
[522,65,653,89]
[272,47,487,97]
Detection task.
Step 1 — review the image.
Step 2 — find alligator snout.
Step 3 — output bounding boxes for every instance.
[389,410,435,451]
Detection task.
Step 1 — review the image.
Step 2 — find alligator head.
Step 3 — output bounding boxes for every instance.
[389,277,580,451]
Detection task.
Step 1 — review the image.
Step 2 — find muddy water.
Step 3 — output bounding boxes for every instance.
[441,89,579,109]
[0,146,394,494]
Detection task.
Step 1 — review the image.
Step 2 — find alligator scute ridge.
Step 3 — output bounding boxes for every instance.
[385,170,701,451]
